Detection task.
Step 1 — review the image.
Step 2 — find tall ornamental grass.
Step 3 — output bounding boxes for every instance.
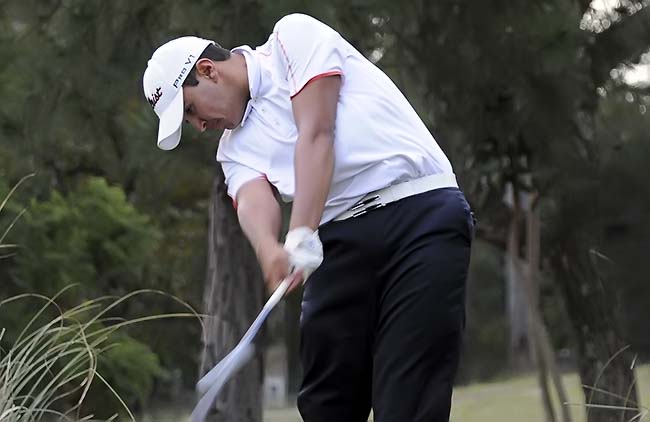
[0,289,200,422]
[0,176,201,421]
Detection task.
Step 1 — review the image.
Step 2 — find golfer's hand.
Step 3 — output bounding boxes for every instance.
[256,238,303,294]
[283,227,324,281]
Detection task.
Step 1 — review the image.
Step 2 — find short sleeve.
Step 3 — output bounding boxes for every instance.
[220,160,265,203]
[273,14,348,98]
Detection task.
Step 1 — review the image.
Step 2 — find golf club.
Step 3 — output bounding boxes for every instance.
[190,278,290,422]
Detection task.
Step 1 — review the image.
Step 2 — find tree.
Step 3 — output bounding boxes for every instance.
[199,171,265,422]
[0,0,218,393]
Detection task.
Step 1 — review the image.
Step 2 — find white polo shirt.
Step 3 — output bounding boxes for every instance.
[216,13,455,225]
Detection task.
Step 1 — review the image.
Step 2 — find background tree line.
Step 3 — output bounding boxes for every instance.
[1,1,649,421]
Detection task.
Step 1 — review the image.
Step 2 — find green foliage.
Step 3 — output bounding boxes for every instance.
[8,177,161,297]
[84,334,163,416]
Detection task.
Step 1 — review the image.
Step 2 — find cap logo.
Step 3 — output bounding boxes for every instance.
[173,54,196,88]
[148,86,163,108]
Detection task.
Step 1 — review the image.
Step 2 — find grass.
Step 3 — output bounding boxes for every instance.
[0,289,201,422]
[262,365,650,422]
[135,364,648,421]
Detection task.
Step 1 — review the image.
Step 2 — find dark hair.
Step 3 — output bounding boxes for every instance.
[183,43,231,87]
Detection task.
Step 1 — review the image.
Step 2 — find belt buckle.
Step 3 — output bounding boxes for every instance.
[349,195,385,218]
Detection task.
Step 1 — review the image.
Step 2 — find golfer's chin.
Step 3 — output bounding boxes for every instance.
[206,119,234,131]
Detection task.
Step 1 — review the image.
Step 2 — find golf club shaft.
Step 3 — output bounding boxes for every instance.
[196,278,290,394]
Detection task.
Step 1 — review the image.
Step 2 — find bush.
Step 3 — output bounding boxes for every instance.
[81,333,164,418]
[8,177,162,298]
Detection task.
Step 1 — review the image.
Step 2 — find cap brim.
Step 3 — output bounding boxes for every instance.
[157,88,184,151]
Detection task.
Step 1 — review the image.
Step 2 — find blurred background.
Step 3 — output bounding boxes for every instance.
[0,1,649,421]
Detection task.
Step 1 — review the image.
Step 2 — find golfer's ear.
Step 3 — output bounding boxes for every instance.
[195,59,218,81]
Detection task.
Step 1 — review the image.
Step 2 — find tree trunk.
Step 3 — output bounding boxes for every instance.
[534,336,557,422]
[525,204,558,422]
[506,187,532,371]
[526,204,572,422]
[551,244,640,422]
[199,170,265,422]
[537,318,573,422]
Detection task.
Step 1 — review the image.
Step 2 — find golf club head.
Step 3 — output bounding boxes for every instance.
[196,342,250,395]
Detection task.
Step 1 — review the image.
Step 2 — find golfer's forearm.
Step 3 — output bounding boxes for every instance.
[237,184,282,256]
[289,132,334,231]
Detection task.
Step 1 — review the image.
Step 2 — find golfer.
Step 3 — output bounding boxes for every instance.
[143,13,474,422]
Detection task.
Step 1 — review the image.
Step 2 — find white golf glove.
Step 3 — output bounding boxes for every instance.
[283,226,324,282]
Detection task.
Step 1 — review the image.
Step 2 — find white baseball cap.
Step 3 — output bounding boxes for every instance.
[143,36,214,150]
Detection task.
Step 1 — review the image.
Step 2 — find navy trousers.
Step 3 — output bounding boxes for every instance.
[297,187,474,422]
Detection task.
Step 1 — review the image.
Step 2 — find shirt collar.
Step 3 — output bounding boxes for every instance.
[231,45,261,128]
